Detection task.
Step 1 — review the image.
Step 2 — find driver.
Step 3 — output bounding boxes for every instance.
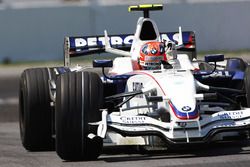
[139,41,166,70]
[139,41,167,70]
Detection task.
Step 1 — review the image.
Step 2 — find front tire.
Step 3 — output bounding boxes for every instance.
[19,68,54,151]
[55,71,103,161]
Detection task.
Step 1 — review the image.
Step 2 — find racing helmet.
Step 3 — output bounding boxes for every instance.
[139,42,166,70]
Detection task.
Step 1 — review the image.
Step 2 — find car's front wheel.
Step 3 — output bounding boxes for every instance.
[55,71,103,161]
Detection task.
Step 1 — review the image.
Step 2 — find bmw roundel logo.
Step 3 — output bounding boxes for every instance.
[151,48,157,55]
[182,106,191,112]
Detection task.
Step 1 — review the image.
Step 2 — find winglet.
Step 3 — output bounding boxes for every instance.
[104,30,111,49]
[178,26,183,46]
[104,30,131,57]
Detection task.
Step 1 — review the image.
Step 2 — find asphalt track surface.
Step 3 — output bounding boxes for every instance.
[1,66,250,167]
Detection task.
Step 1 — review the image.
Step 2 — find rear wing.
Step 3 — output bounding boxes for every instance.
[64,31,196,66]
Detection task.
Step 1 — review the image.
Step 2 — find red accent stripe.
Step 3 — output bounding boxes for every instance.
[168,101,199,120]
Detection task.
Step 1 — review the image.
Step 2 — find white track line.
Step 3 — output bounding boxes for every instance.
[0,97,18,105]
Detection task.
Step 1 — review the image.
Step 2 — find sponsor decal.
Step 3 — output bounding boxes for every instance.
[151,48,157,55]
[70,32,192,49]
[181,106,192,112]
[73,35,134,48]
[132,82,143,91]
[202,71,231,79]
[132,82,144,98]
[217,111,244,120]
[120,116,146,124]
[145,55,163,61]
[214,122,236,128]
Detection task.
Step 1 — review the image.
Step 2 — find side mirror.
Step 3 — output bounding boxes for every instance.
[205,54,224,63]
[93,60,113,68]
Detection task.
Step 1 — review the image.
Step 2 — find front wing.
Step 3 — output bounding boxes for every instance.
[98,109,250,144]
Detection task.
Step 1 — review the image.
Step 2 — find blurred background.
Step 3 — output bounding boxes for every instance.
[0,0,250,64]
[0,2,250,165]
[0,0,249,121]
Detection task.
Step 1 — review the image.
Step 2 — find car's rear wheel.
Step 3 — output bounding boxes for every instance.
[55,71,103,161]
[244,65,250,107]
[226,58,246,72]
[19,68,54,151]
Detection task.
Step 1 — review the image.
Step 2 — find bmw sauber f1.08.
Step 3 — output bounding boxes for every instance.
[19,4,250,161]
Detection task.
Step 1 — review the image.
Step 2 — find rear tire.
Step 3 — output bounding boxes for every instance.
[55,71,103,161]
[19,68,54,151]
[226,58,246,72]
[244,65,250,107]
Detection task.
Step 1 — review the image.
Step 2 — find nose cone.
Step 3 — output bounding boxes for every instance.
[168,101,199,120]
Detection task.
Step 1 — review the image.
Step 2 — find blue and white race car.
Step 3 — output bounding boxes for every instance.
[19,4,250,161]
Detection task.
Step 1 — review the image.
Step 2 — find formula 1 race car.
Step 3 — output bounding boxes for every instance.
[19,4,250,161]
